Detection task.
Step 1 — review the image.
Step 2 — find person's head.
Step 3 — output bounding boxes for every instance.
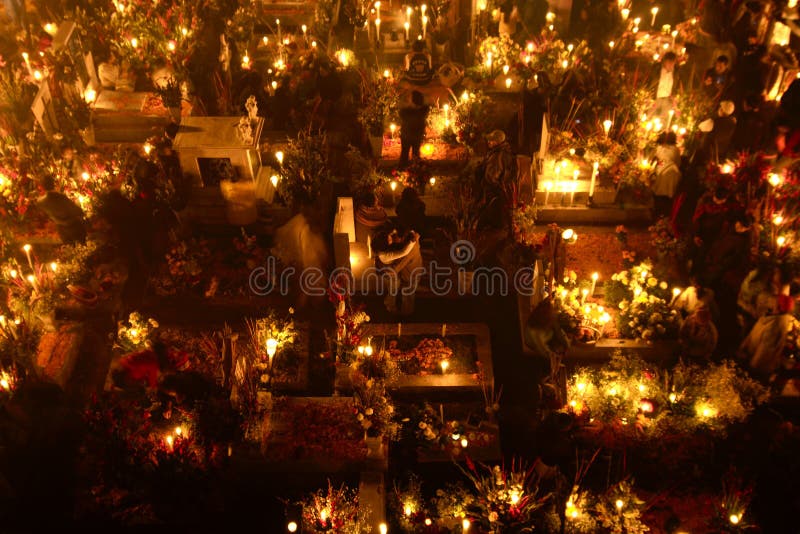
[712,186,730,204]
[718,100,735,117]
[40,174,56,192]
[657,131,677,146]
[714,55,729,74]
[486,129,506,147]
[411,90,425,107]
[661,52,677,72]
[412,39,425,53]
[357,190,378,208]
[744,93,762,112]
[527,297,556,329]
[400,186,420,204]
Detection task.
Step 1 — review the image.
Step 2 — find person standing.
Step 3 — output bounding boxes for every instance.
[404,40,433,86]
[651,132,681,218]
[399,91,430,168]
[497,0,519,38]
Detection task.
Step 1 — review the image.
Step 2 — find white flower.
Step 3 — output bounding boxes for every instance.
[365,408,374,416]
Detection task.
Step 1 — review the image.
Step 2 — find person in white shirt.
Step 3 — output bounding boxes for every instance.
[653,52,680,115]
[373,229,421,314]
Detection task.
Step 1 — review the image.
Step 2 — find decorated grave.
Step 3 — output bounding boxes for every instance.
[335,322,492,396]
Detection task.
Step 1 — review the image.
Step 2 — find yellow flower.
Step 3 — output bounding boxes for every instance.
[647,277,657,287]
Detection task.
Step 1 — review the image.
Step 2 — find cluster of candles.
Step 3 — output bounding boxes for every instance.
[163,425,188,451]
[402,500,472,530]
[540,159,600,205]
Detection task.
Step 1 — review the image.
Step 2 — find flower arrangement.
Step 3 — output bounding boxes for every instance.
[448,91,491,149]
[242,309,297,404]
[392,476,432,531]
[358,73,398,137]
[648,216,685,258]
[387,338,455,375]
[411,403,495,455]
[512,202,538,245]
[275,131,334,208]
[299,482,371,533]
[116,312,159,352]
[151,238,211,295]
[593,480,650,534]
[331,289,371,364]
[351,372,398,439]
[603,261,678,341]
[458,460,550,531]
[473,36,522,79]
[566,353,769,437]
[391,158,434,192]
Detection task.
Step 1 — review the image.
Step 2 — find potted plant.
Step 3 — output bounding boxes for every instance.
[155,76,183,123]
[358,75,397,159]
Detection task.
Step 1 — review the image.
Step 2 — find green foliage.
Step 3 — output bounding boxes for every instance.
[276,132,334,208]
[358,74,398,136]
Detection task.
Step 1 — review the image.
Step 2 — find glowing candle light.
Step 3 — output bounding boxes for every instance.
[287,521,298,532]
[590,272,599,296]
[421,15,427,39]
[130,37,138,48]
[580,288,589,305]
[621,8,630,20]
[275,151,284,165]
[404,21,410,40]
[589,161,598,198]
[603,119,613,136]
[440,360,449,373]
[276,19,281,43]
[301,24,307,42]
[22,244,33,269]
[539,180,552,206]
[503,64,510,75]
[650,6,659,27]
[241,51,250,69]
[167,40,176,52]
[21,52,33,77]
[84,88,97,103]
[441,323,446,337]
[505,77,512,89]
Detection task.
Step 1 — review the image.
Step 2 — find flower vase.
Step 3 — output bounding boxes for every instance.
[369,134,383,159]
[365,434,384,459]
[168,105,182,123]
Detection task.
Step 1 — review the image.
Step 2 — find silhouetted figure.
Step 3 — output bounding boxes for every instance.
[36,175,86,244]
[399,91,430,167]
[395,186,427,236]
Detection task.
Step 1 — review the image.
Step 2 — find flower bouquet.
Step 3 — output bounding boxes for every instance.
[299,482,371,533]
[116,311,159,352]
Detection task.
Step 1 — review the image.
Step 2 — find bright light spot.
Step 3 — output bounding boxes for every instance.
[440,360,449,373]
[287,521,298,532]
[270,175,279,187]
[460,438,468,448]
[275,151,284,165]
[729,513,741,525]
[130,37,138,48]
[615,499,624,510]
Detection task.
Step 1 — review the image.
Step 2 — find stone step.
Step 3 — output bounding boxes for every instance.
[536,204,652,224]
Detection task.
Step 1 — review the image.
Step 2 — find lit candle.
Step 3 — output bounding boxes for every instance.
[505,77,512,89]
[404,21,410,40]
[666,109,674,130]
[543,180,553,205]
[21,52,33,77]
[275,151,284,165]
[301,24,307,42]
[22,244,33,269]
[650,6,659,27]
[421,3,427,16]
[276,19,281,44]
[580,288,589,305]
[570,180,578,205]
[397,322,402,337]
[375,18,381,43]
[621,8,630,20]
[421,15,427,39]
[390,123,396,138]
[441,323,446,337]
[590,272,599,296]
[406,6,412,24]
[241,51,250,69]
[443,103,449,122]
[589,161,598,198]
[603,119,613,136]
